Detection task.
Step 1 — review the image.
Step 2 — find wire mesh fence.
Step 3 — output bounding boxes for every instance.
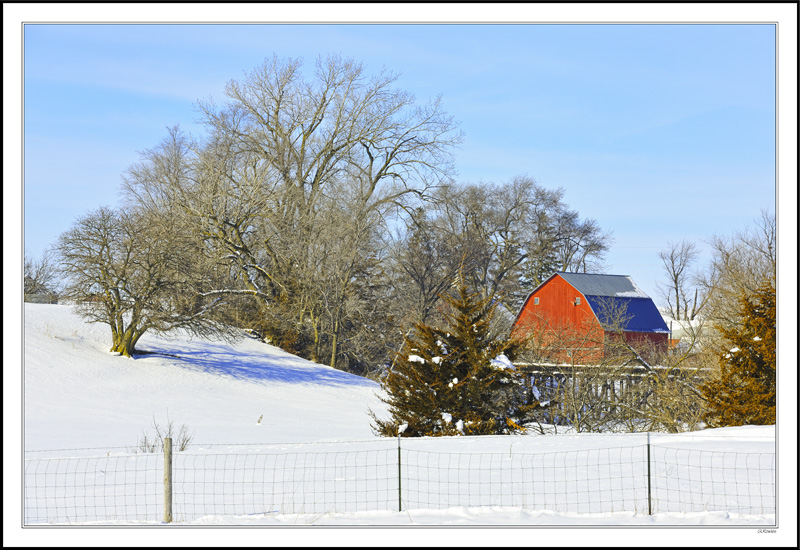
[649,446,775,515]
[399,446,650,513]
[24,453,162,524]
[23,438,775,524]
[172,448,398,519]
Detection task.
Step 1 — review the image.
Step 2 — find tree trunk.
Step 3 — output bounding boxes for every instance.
[329,319,339,370]
[111,326,139,357]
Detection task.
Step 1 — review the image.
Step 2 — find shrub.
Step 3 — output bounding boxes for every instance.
[131,416,194,453]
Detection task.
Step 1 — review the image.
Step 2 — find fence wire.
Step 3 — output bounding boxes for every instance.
[649,446,775,515]
[401,446,649,513]
[23,440,775,524]
[172,448,397,519]
[24,453,162,524]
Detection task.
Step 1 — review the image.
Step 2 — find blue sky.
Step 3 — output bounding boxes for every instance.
[11,8,792,308]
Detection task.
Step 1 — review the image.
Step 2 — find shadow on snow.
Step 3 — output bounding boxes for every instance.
[134,341,376,388]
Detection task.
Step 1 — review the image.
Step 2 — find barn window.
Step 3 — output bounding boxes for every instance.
[534,297,539,305]
[574,297,581,305]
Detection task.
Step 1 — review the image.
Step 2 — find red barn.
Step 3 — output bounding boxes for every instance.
[511,272,670,365]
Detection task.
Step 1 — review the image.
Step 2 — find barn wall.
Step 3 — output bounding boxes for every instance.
[514,274,669,365]
[513,275,605,363]
[515,274,597,333]
[623,331,669,360]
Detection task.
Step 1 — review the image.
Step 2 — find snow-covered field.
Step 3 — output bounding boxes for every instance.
[8,304,796,547]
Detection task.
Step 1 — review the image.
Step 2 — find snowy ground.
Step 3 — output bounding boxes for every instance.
[7,304,797,547]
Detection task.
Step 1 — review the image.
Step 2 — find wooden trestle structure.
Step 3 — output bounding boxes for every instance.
[514,362,656,426]
[512,361,709,426]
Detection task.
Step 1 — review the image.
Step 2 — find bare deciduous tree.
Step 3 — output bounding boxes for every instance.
[657,239,706,321]
[122,55,462,373]
[24,250,60,301]
[388,205,481,327]
[396,177,612,315]
[698,209,776,332]
[55,206,235,357]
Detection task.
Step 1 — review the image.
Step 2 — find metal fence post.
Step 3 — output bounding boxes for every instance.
[164,437,173,523]
[397,433,402,512]
[646,432,652,515]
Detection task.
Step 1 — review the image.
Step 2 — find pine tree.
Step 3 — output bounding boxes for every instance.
[370,278,529,437]
[701,279,776,426]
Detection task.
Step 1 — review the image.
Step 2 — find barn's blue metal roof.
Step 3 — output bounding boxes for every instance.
[585,296,670,333]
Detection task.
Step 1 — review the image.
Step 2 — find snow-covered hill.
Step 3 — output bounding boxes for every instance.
[24,304,385,450]
[14,303,785,540]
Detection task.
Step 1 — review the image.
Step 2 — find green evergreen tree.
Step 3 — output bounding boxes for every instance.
[370,278,530,436]
[701,279,776,426]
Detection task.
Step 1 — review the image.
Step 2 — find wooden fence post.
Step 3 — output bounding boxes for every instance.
[164,437,173,523]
